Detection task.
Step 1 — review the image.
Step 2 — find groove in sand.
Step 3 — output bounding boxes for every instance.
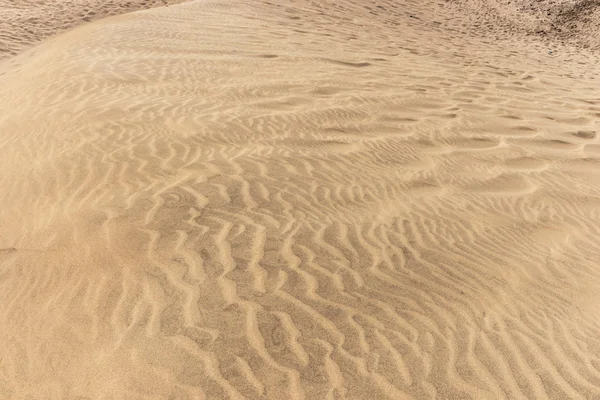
[1,0,600,399]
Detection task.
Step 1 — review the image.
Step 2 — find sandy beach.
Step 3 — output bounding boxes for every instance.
[1,0,600,398]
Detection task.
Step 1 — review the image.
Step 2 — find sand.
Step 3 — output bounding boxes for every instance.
[1,0,600,398]
[446,0,600,50]
[0,0,186,59]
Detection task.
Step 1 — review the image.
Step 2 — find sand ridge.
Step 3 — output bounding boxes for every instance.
[1,0,600,399]
[0,0,186,59]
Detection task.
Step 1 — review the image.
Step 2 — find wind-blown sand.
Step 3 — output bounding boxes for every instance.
[0,0,186,59]
[1,0,600,398]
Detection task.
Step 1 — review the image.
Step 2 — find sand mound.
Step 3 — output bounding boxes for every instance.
[1,0,600,398]
[0,0,186,59]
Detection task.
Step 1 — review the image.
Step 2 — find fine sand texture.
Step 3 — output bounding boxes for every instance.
[0,0,186,59]
[1,0,600,399]
[446,0,600,50]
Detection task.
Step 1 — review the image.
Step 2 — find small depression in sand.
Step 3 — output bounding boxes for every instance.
[518,138,582,152]
[486,124,540,137]
[571,130,597,140]
[452,137,502,151]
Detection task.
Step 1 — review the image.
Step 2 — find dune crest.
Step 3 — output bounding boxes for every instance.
[1,0,600,399]
[0,0,186,59]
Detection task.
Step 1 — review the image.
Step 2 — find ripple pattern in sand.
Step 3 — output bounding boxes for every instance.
[1,0,600,399]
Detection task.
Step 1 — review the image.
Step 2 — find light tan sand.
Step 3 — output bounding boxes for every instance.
[1,0,600,398]
[0,0,186,59]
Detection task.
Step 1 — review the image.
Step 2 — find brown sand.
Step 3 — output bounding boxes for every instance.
[446,0,600,50]
[1,0,600,399]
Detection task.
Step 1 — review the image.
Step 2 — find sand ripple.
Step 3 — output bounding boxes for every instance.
[1,0,600,399]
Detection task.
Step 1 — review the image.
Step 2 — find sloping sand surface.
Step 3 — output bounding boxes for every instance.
[0,0,186,59]
[447,0,600,49]
[1,0,600,399]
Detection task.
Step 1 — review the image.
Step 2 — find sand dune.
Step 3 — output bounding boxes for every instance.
[0,0,186,59]
[1,0,600,398]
